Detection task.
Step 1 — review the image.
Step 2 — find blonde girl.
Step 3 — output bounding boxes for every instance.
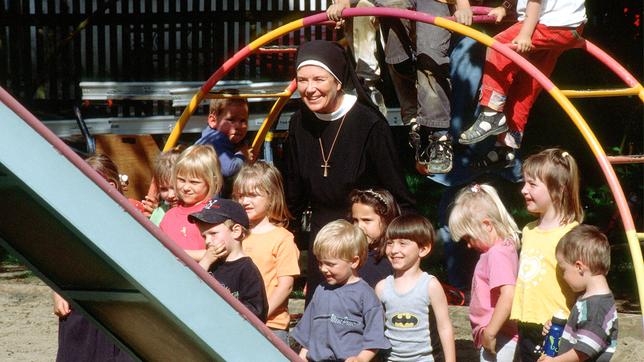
[232,161,300,344]
[512,148,583,362]
[349,188,400,287]
[449,183,520,361]
[159,145,222,260]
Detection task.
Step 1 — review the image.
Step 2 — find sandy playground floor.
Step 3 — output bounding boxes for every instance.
[1,264,643,361]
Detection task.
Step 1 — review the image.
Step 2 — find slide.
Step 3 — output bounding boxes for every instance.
[0,87,298,361]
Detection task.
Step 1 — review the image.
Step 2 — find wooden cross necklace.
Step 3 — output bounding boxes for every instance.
[318,113,347,178]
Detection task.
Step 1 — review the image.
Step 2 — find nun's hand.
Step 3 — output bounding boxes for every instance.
[327,0,350,28]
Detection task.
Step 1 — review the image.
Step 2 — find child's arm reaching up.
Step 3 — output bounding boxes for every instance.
[482,284,515,354]
[512,0,541,52]
[428,277,456,362]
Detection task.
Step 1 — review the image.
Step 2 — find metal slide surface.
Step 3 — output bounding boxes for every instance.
[0,90,296,361]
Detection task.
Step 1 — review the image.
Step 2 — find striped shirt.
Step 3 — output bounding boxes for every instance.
[558,294,618,361]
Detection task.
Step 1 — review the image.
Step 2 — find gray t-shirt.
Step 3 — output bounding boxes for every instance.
[292,279,391,361]
[558,294,618,361]
[380,272,439,362]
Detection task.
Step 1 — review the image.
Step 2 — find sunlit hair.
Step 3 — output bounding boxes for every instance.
[348,188,401,259]
[232,161,292,227]
[223,219,249,240]
[85,154,123,195]
[172,145,223,201]
[448,184,520,249]
[313,220,368,268]
[385,214,435,250]
[208,89,248,117]
[556,224,611,276]
[523,148,583,225]
[153,145,186,187]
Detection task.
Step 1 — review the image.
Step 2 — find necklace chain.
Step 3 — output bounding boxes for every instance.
[318,114,347,178]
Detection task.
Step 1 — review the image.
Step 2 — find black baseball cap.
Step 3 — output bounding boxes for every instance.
[188,198,249,229]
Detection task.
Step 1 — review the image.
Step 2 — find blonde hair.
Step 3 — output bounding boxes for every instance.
[313,220,368,268]
[209,89,248,117]
[153,145,185,186]
[523,148,583,224]
[85,154,123,194]
[232,161,292,227]
[348,189,401,259]
[172,145,223,200]
[385,214,435,250]
[448,184,520,249]
[556,224,611,276]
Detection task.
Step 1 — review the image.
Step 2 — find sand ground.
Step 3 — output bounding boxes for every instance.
[1,266,642,361]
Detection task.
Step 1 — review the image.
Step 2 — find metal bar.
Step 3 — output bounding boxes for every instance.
[607,155,644,164]
[560,87,640,98]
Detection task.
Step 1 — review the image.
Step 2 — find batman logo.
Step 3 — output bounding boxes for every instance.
[391,313,418,328]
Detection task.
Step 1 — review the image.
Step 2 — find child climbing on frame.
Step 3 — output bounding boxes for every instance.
[459,0,587,167]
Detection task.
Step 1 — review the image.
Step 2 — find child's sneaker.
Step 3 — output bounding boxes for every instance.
[459,111,508,145]
[473,146,516,170]
[408,118,425,164]
[424,133,453,174]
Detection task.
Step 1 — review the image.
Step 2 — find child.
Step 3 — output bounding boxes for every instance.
[349,188,400,287]
[188,198,268,322]
[143,145,184,225]
[459,0,587,166]
[376,214,456,362]
[232,161,300,344]
[512,148,584,362]
[449,183,521,361]
[372,0,462,174]
[54,154,132,361]
[194,89,250,178]
[292,220,391,361]
[159,144,223,261]
[539,224,618,361]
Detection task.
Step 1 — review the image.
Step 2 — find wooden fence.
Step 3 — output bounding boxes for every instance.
[0,0,335,117]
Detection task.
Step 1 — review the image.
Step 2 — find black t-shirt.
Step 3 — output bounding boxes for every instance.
[209,256,268,322]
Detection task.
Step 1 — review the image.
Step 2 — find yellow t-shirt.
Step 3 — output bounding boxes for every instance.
[242,226,300,330]
[510,221,578,324]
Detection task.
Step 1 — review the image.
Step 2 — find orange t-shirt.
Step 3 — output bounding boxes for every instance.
[242,226,300,330]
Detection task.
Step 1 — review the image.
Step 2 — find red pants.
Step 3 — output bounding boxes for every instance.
[479,22,583,146]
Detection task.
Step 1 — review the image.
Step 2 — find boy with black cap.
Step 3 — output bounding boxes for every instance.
[189,198,268,322]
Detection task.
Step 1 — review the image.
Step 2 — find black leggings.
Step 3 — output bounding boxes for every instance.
[518,322,545,362]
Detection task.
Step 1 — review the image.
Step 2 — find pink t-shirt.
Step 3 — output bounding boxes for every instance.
[469,239,519,348]
[159,201,208,250]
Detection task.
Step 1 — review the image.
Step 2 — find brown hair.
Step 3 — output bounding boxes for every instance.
[153,145,186,187]
[85,154,123,195]
[385,214,435,250]
[232,161,292,227]
[208,89,248,117]
[523,148,584,225]
[556,224,611,275]
[313,220,368,268]
[349,189,401,259]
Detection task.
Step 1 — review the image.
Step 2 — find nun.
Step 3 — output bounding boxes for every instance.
[284,40,415,303]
